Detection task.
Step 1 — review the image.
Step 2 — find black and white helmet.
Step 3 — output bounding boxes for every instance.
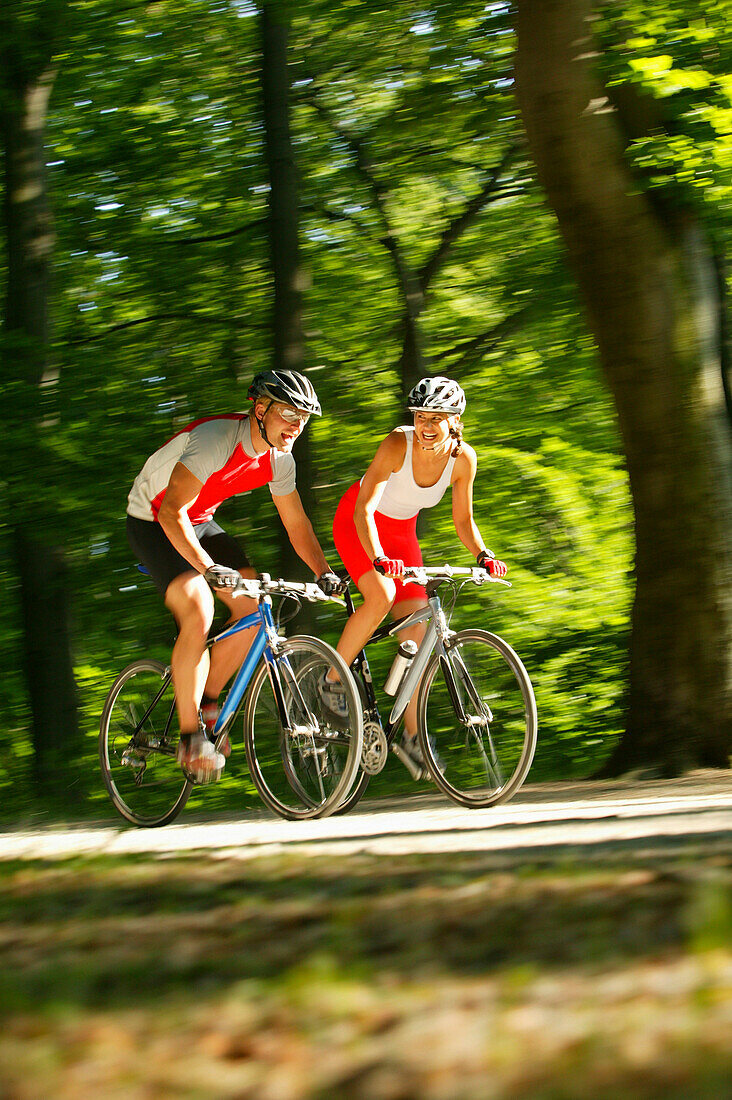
[407,376,466,417]
[248,370,322,415]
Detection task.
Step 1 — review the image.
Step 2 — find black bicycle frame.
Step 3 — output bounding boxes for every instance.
[127,674,177,755]
[343,580,458,744]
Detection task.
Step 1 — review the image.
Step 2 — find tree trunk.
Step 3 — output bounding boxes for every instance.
[397,301,427,403]
[397,148,517,399]
[514,0,732,774]
[14,530,80,791]
[260,1,318,584]
[1,49,81,794]
[261,1,305,380]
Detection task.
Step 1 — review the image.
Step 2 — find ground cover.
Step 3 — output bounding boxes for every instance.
[0,826,730,1099]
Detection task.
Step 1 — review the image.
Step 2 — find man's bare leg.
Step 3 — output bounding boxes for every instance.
[203,567,259,700]
[164,572,224,780]
[165,571,215,733]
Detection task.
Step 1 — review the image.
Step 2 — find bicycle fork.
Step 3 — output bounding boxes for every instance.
[440,638,502,786]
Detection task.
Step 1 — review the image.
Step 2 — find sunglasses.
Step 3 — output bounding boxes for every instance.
[276,405,310,426]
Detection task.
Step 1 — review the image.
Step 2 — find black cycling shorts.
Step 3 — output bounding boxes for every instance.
[126,514,251,597]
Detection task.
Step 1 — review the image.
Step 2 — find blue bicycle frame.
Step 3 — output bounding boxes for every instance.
[206,595,286,737]
[132,564,330,749]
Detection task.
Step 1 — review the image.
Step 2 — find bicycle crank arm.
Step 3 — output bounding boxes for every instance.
[391,742,425,781]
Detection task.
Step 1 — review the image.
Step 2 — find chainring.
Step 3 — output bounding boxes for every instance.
[361,720,389,775]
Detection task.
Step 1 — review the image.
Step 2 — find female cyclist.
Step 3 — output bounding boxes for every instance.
[323,376,507,771]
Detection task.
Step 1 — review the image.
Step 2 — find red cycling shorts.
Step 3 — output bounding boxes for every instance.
[332,480,427,606]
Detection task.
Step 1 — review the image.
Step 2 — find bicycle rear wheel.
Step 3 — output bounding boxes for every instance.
[99,659,192,827]
[417,629,537,808]
[243,636,363,820]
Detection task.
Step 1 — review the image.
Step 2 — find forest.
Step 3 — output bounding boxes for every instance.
[1,0,730,818]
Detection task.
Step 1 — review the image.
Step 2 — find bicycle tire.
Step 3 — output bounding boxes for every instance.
[332,671,373,815]
[334,767,371,815]
[416,629,537,808]
[99,659,192,827]
[243,636,363,820]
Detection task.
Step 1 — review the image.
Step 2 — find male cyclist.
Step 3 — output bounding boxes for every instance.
[126,369,342,782]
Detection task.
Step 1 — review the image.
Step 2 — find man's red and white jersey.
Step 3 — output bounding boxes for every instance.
[127,414,296,524]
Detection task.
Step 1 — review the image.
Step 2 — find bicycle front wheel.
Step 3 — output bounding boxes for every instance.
[417,629,537,808]
[332,672,373,816]
[243,636,363,820]
[99,659,192,827]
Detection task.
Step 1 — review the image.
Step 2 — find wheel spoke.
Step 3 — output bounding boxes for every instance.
[99,660,191,828]
[452,655,505,784]
[457,722,498,787]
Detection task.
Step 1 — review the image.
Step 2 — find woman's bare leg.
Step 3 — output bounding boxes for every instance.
[329,569,396,676]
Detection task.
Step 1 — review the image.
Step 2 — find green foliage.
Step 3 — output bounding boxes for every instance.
[597,1,732,232]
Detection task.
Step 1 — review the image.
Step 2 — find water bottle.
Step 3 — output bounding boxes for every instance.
[384,639,418,695]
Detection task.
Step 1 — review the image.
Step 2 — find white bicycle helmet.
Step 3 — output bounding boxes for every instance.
[407,376,466,417]
[248,370,322,415]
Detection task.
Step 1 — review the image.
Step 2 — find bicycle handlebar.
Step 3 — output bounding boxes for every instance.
[402,564,512,587]
[231,573,343,604]
[230,565,509,602]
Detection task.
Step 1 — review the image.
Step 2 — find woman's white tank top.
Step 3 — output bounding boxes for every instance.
[374,427,456,520]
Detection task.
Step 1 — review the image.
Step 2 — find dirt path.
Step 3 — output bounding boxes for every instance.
[2,769,729,863]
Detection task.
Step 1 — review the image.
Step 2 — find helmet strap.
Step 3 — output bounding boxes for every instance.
[416,430,452,455]
[255,400,275,447]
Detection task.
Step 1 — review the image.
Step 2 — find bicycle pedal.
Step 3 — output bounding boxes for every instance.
[186,761,225,785]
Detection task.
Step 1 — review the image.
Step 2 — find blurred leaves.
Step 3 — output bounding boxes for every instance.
[597,1,732,225]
